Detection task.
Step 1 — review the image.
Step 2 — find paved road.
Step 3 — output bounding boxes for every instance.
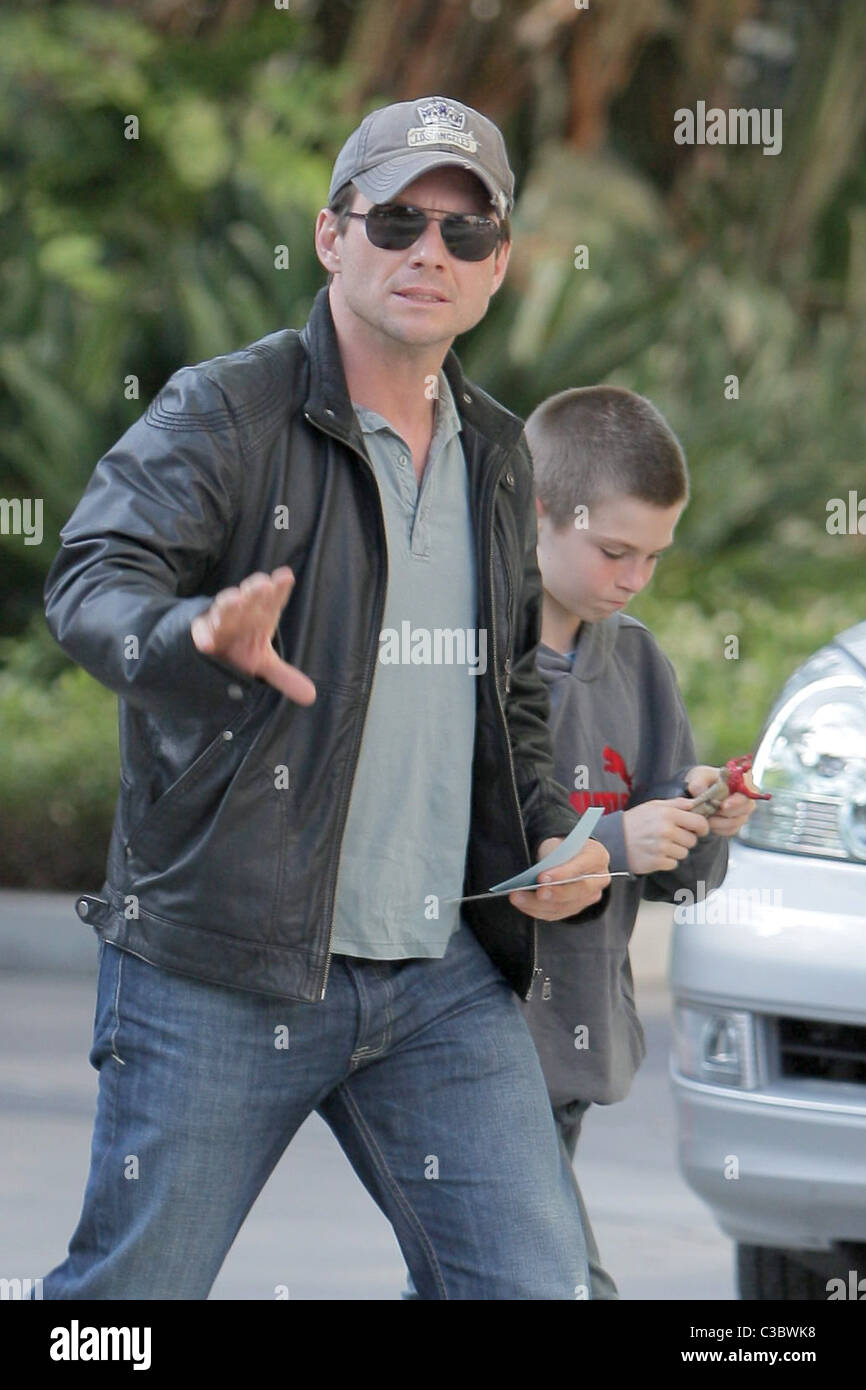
[0,947,735,1300]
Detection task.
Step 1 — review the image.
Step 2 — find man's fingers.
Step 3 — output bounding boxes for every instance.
[196,569,295,647]
[214,584,243,604]
[195,587,241,644]
[536,844,610,893]
[239,568,294,601]
[256,646,316,705]
[510,847,611,910]
[538,866,611,895]
[237,569,294,619]
[190,614,214,652]
[509,881,606,918]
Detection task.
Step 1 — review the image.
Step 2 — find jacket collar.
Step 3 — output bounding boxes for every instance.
[299,285,524,455]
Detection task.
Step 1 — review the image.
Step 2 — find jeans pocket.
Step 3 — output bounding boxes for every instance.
[89,942,127,1071]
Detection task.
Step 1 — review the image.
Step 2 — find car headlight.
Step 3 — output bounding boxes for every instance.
[673,1005,759,1088]
[739,644,866,861]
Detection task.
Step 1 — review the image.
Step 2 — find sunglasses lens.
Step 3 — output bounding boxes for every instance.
[363,206,501,261]
[365,206,427,250]
[441,217,500,261]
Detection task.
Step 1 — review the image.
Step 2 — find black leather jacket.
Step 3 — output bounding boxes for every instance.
[44,286,602,1003]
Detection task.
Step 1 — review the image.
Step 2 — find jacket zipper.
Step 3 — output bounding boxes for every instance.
[304,411,388,1000]
[486,468,539,1002]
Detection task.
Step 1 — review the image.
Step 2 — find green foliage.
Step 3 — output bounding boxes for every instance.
[460,144,866,758]
[0,4,357,617]
[465,146,866,565]
[1,3,863,885]
[628,549,865,765]
[0,661,118,887]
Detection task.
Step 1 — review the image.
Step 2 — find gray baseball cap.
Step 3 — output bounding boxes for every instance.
[328,95,515,219]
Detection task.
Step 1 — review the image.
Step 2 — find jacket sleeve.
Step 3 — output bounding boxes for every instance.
[504,454,582,853]
[43,366,259,721]
[502,445,609,923]
[627,653,728,903]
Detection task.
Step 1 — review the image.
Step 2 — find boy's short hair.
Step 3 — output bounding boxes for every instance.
[524,385,689,528]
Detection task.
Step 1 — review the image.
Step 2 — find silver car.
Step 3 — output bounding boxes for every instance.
[670,620,866,1299]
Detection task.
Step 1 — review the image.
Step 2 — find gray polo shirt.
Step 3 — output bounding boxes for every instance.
[330,369,478,958]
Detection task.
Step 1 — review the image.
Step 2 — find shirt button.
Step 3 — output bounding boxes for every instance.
[398,454,408,467]
[222,730,233,741]
[227,684,244,700]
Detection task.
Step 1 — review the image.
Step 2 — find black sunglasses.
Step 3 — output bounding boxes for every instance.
[343,203,504,262]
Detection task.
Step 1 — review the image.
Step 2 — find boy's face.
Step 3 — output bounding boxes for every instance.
[536,492,685,625]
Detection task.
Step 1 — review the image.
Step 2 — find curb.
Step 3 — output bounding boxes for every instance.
[0,890,99,974]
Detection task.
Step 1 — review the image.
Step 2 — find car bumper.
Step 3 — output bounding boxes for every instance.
[672,1069,866,1248]
[671,840,866,1250]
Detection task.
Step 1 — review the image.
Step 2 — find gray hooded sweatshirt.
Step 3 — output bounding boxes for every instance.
[522,611,728,1107]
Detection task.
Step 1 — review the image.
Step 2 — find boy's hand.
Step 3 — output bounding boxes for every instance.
[509,838,610,920]
[622,800,710,875]
[191,567,317,705]
[684,764,760,838]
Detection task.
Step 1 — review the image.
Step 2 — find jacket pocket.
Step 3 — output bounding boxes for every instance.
[123,689,270,866]
[123,729,230,861]
[122,741,292,943]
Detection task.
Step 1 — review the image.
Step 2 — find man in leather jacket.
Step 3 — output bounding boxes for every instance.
[39,96,610,1299]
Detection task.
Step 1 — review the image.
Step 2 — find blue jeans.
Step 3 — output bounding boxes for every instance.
[403,1098,620,1301]
[553,1100,619,1300]
[42,923,591,1299]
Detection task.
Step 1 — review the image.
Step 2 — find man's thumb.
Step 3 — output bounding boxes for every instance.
[257,646,317,706]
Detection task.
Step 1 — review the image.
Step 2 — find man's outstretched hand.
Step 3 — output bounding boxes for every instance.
[190,566,317,705]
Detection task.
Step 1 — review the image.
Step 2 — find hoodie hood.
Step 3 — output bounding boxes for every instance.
[537,612,628,686]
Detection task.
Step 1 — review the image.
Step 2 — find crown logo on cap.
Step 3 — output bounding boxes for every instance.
[416,99,467,131]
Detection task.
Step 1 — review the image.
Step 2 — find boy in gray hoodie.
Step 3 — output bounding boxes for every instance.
[523,385,758,1297]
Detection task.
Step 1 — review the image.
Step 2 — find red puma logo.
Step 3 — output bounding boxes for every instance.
[569,745,633,816]
[602,745,633,793]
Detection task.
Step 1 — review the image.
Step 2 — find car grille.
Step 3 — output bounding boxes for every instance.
[745,793,850,858]
[778,1017,866,1084]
